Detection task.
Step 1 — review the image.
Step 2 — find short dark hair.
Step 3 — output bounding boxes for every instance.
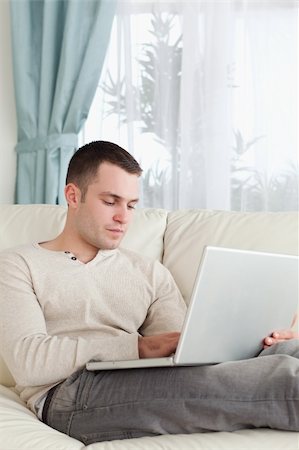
[66,141,142,200]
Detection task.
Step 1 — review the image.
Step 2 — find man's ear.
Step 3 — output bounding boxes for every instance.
[65,183,81,208]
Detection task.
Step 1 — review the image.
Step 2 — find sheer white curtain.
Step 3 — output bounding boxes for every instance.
[82,0,298,211]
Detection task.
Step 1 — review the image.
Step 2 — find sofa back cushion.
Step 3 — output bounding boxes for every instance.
[0,205,167,387]
[163,210,298,305]
[0,205,168,259]
[0,204,67,251]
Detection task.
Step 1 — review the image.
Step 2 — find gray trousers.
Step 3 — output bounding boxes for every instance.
[43,341,299,445]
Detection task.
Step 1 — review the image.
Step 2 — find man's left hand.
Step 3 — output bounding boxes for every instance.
[263,329,299,349]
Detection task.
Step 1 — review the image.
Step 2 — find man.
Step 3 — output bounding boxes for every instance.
[0,141,298,444]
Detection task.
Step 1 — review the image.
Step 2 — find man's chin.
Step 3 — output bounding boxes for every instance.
[108,242,120,250]
[103,238,123,250]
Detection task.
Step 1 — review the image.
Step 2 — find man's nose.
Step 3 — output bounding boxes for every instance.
[113,206,129,224]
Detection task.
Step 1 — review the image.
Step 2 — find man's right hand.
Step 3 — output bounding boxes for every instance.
[138,332,180,358]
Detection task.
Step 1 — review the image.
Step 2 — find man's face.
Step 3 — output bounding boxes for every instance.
[72,162,139,251]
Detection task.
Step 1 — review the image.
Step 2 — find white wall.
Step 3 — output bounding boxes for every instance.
[0,1,17,204]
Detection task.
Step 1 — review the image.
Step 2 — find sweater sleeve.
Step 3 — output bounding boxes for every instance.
[139,260,187,336]
[0,251,139,387]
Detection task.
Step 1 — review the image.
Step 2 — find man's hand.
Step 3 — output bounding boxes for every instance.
[263,329,299,349]
[138,332,180,358]
[263,313,299,349]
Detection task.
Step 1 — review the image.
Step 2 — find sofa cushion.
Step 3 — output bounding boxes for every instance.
[0,204,67,251]
[163,209,298,304]
[121,208,168,261]
[0,205,168,261]
[84,430,299,449]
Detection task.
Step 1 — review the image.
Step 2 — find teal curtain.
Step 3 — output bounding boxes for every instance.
[10,0,116,204]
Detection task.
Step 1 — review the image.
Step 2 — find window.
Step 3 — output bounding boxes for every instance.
[81,1,298,211]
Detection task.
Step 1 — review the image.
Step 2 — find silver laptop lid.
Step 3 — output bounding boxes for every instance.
[174,246,298,364]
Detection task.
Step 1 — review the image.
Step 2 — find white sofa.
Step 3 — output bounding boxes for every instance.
[0,204,298,450]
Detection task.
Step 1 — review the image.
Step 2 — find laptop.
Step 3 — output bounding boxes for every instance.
[86,246,298,371]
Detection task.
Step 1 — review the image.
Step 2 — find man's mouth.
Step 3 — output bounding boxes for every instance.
[106,228,124,234]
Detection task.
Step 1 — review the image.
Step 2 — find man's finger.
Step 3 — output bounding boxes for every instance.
[272,330,298,339]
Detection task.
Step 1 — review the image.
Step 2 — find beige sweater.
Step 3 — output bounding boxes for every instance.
[0,244,186,413]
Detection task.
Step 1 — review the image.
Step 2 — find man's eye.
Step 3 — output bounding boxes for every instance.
[103,201,114,206]
[128,205,136,210]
